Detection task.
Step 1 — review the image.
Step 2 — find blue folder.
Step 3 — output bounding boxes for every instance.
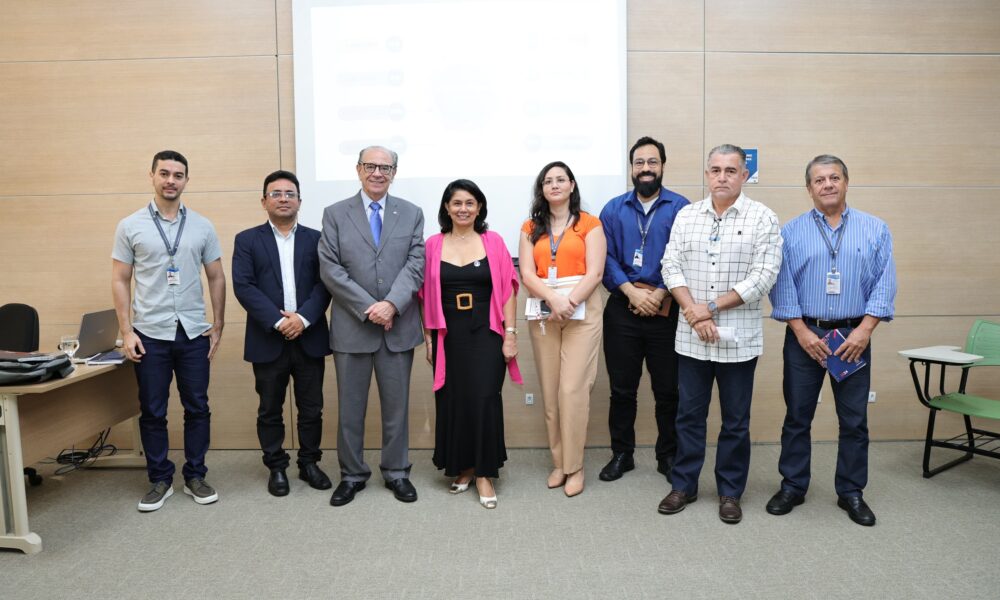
[822,329,867,382]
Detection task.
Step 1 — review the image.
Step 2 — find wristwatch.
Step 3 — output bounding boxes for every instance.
[707,301,719,316]
[505,327,517,336]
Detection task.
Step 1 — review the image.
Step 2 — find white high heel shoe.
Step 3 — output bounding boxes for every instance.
[477,478,497,509]
[449,476,473,494]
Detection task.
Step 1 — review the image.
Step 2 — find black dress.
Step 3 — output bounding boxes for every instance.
[432,256,508,478]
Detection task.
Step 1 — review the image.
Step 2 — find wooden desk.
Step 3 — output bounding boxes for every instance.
[0,363,145,554]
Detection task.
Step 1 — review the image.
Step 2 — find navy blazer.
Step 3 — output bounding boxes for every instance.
[233,222,332,363]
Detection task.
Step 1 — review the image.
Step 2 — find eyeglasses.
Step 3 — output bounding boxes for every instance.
[709,218,721,242]
[632,158,661,169]
[266,191,299,200]
[359,162,396,175]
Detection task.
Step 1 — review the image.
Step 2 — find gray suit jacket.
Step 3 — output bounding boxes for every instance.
[318,192,425,353]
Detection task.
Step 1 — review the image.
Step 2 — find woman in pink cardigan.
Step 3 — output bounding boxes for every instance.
[419,179,521,509]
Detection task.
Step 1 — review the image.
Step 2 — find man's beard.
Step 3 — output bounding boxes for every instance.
[632,171,662,199]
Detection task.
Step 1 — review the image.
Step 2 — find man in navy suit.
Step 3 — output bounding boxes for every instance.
[233,170,333,496]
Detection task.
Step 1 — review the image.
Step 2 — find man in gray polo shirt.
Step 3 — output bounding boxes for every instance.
[112,150,227,512]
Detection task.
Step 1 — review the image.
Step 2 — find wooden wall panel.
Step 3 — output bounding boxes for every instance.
[277,0,294,56]
[628,0,704,52]
[704,53,1000,187]
[627,52,705,186]
[278,56,297,171]
[706,0,1000,54]
[0,57,281,196]
[0,192,268,327]
[0,1,277,61]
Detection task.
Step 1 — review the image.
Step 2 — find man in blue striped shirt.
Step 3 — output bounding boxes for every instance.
[766,155,896,526]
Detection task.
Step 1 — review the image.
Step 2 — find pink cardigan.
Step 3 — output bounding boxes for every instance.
[419,230,523,391]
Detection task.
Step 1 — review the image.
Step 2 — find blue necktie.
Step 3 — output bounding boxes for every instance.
[369,201,382,246]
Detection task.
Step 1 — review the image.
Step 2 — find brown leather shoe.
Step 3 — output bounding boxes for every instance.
[719,496,742,524]
[658,490,697,515]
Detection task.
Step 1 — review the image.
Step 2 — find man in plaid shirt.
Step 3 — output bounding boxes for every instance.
[657,144,782,524]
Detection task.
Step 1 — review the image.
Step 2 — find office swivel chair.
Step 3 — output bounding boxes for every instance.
[0,302,45,486]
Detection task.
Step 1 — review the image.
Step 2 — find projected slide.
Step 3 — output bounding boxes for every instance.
[293,0,627,254]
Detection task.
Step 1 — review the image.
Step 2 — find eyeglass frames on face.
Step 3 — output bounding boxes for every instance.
[632,159,661,169]
[266,191,299,199]
[359,162,396,175]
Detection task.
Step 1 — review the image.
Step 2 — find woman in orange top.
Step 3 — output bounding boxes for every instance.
[519,161,606,497]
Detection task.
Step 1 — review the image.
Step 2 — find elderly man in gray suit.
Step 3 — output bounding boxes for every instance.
[319,145,425,506]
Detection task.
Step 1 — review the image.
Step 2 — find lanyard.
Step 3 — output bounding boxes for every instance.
[812,211,847,272]
[148,203,187,267]
[548,214,573,261]
[635,202,658,249]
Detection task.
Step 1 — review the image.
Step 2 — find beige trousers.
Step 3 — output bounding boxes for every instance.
[528,288,603,474]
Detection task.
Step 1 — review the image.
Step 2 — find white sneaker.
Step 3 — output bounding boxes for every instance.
[137,482,173,512]
[183,478,219,505]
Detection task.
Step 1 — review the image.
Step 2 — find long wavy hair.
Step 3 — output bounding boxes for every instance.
[528,161,582,244]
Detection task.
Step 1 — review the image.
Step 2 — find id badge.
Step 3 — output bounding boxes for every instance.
[547,265,558,285]
[632,248,643,268]
[167,266,180,286]
[826,271,841,295]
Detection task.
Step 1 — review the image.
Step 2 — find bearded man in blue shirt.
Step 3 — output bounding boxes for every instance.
[766,155,896,527]
[598,136,689,484]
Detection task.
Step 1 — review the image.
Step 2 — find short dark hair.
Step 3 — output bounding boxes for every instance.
[629,136,666,164]
[529,161,581,244]
[262,170,300,197]
[151,150,189,176]
[438,179,488,234]
[805,155,849,184]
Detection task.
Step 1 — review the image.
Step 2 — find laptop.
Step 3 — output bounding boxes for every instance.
[76,309,121,359]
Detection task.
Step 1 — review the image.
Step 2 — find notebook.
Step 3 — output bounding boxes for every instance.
[822,328,867,382]
[76,309,121,359]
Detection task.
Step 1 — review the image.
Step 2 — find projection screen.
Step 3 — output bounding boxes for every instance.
[293,0,627,255]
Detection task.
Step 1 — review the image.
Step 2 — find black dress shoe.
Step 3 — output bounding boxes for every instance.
[268,469,289,497]
[599,453,635,482]
[656,459,674,484]
[385,478,418,503]
[298,463,333,490]
[329,480,366,506]
[766,489,805,515]
[837,496,876,526]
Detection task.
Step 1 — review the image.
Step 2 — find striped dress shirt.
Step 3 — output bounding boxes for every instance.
[769,206,895,322]
[662,193,783,362]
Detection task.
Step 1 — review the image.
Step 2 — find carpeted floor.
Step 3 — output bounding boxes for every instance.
[2,442,999,599]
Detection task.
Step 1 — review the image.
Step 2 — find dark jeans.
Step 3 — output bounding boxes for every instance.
[133,325,211,484]
[672,354,758,498]
[253,340,325,470]
[603,293,679,463]
[779,325,871,498]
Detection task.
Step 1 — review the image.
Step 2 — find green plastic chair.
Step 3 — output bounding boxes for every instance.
[917,319,1000,477]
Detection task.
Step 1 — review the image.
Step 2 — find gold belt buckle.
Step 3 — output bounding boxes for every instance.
[456,293,473,310]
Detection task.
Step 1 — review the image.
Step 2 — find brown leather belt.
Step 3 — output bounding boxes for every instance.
[631,282,672,317]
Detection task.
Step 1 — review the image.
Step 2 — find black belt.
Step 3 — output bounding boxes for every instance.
[802,316,863,329]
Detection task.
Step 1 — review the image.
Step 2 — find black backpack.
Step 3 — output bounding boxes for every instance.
[0,352,75,385]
